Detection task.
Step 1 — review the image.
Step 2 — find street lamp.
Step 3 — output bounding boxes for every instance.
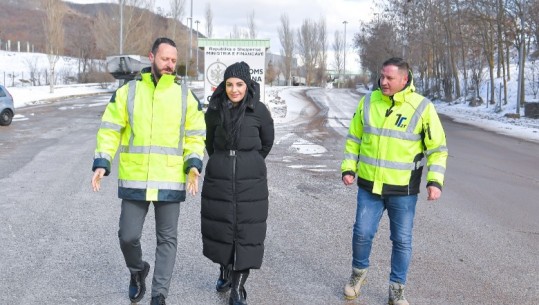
[185,16,191,81]
[343,20,348,80]
[195,20,200,78]
[189,0,193,66]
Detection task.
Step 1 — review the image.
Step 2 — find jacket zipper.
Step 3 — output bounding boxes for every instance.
[231,150,237,269]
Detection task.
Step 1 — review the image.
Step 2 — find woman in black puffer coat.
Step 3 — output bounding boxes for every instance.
[201,62,274,305]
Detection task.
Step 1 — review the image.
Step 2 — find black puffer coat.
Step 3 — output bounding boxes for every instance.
[201,81,274,270]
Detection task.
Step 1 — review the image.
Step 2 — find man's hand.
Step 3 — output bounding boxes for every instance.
[187,167,200,196]
[427,185,442,201]
[342,174,355,186]
[92,168,106,192]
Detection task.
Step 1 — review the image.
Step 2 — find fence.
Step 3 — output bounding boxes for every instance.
[1,71,50,87]
[0,39,36,53]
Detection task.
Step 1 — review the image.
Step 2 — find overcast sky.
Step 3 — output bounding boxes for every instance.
[65,0,375,73]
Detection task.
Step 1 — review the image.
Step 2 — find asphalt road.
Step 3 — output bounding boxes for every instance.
[0,88,537,305]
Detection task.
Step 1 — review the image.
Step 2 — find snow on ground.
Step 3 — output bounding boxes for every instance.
[265,86,329,158]
[9,83,115,109]
[435,100,539,143]
[0,50,99,88]
[432,62,539,143]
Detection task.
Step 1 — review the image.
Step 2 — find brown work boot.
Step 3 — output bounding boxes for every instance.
[343,267,367,300]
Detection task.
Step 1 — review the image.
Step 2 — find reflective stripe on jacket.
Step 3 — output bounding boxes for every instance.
[341,79,448,195]
[93,70,206,202]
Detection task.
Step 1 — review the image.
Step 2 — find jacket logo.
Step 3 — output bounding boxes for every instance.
[395,114,408,128]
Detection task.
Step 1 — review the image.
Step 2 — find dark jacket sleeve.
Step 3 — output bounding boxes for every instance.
[257,103,274,159]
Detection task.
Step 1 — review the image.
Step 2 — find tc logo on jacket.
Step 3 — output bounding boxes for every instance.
[395,114,408,128]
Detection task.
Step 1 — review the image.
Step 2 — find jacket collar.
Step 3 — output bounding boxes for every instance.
[140,66,175,88]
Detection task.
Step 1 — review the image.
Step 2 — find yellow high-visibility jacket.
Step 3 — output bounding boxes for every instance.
[341,79,448,195]
[93,68,206,202]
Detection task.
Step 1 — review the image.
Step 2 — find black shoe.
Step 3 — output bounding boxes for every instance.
[216,264,232,292]
[229,270,249,305]
[129,261,150,303]
[150,293,166,305]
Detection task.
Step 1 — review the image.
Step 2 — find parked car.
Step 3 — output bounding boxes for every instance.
[0,84,15,126]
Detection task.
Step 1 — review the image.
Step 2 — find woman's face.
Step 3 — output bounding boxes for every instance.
[225,77,247,104]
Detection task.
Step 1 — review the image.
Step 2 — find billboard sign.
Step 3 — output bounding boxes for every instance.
[203,46,266,105]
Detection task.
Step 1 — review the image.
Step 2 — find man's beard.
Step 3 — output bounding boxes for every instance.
[152,62,174,79]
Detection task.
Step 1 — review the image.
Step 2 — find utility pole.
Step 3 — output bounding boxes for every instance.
[195,20,200,78]
[343,20,348,80]
[119,0,124,54]
[516,1,525,116]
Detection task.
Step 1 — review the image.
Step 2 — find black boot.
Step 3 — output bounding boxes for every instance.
[216,264,232,292]
[128,261,150,303]
[229,269,249,305]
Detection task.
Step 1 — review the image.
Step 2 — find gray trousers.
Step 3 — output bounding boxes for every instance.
[118,199,180,298]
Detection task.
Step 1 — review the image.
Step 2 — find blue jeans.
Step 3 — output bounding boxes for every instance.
[352,187,417,284]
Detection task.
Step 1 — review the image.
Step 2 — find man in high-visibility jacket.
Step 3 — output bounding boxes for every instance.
[341,57,448,305]
[91,37,205,305]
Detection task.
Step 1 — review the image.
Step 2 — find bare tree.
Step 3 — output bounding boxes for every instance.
[266,60,278,85]
[93,0,154,56]
[351,0,536,114]
[231,25,249,39]
[466,0,498,105]
[231,25,240,38]
[495,0,510,104]
[24,56,42,86]
[525,58,539,98]
[68,24,98,83]
[440,0,460,99]
[169,0,186,42]
[205,3,213,38]
[332,30,344,75]
[353,19,399,85]
[469,46,487,102]
[295,18,327,87]
[278,13,295,85]
[316,17,328,86]
[511,0,529,107]
[297,19,318,86]
[248,10,256,39]
[42,0,66,93]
